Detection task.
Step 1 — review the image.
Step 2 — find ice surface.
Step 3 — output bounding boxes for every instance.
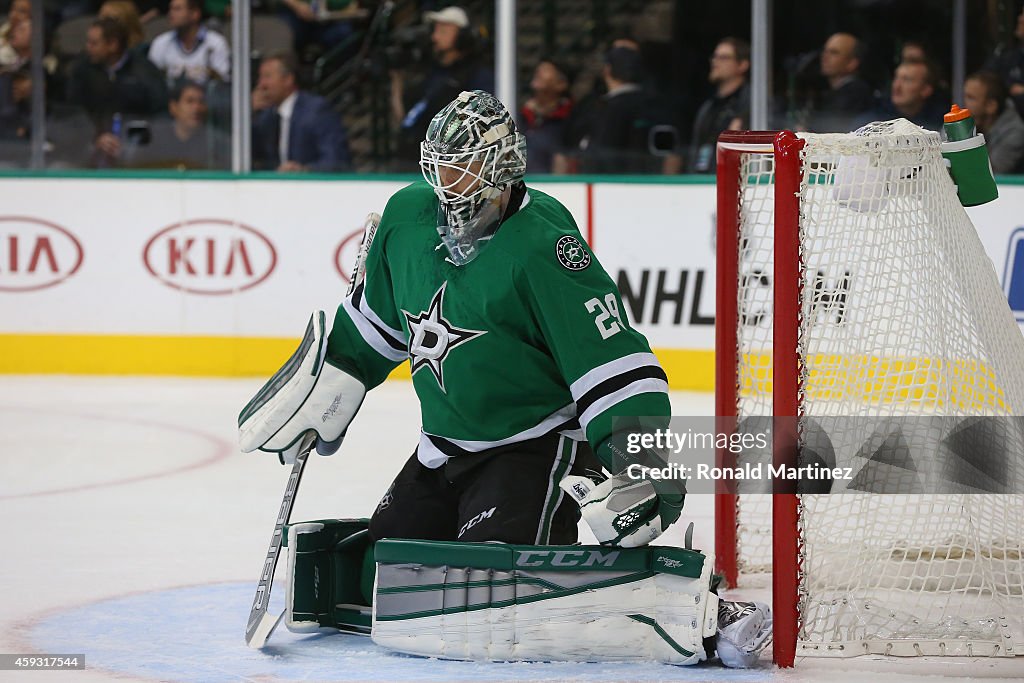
[1,376,1021,681]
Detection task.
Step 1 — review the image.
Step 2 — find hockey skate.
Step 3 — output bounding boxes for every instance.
[716,600,772,668]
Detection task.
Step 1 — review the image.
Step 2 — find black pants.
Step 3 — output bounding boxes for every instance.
[369,432,594,545]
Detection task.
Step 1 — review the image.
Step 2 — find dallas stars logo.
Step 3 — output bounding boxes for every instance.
[403,282,486,392]
[555,235,591,271]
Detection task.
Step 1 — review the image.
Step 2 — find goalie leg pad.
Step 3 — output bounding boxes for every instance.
[371,539,718,664]
[238,311,366,460]
[283,519,374,634]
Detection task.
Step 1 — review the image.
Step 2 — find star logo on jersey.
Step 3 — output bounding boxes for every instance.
[403,282,486,392]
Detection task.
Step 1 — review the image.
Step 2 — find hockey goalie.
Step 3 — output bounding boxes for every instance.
[238,90,771,667]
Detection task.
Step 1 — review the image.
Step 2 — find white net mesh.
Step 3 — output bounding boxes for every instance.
[730,120,1024,657]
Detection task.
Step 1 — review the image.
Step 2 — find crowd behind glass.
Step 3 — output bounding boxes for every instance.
[2,0,1023,174]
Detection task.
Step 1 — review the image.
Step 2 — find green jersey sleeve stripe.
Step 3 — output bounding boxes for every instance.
[341,296,409,362]
[569,352,662,400]
[575,366,668,418]
[578,378,670,433]
[351,283,406,347]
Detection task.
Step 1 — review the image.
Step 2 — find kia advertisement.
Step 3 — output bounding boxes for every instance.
[142,219,277,295]
[0,216,83,292]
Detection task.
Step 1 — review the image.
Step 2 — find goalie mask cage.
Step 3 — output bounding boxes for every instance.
[714,121,1024,668]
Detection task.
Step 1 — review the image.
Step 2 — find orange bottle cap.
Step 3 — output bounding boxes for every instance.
[945,104,972,123]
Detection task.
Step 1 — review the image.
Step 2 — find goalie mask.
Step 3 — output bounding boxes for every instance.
[420,90,527,265]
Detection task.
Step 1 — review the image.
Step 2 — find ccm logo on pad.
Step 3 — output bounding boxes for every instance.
[143,219,277,295]
[0,216,83,292]
[515,550,621,568]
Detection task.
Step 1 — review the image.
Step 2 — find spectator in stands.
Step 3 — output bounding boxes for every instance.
[148,0,230,86]
[808,32,874,133]
[0,65,29,142]
[99,1,147,53]
[278,0,359,59]
[557,45,670,174]
[519,58,573,175]
[986,4,1024,115]
[129,79,226,168]
[894,39,951,116]
[688,37,750,173]
[0,0,30,70]
[251,52,351,172]
[67,17,168,166]
[0,15,57,150]
[867,60,945,131]
[390,6,493,166]
[900,39,928,65]
[0,12,29,72]
[963,70,1024,174]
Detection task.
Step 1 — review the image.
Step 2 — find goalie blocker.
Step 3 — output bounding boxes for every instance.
[238,311,366,463]
[282,519,771,667]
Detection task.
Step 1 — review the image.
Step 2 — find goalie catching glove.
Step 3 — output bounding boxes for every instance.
[238,311,366,463]
[565,432,684,548]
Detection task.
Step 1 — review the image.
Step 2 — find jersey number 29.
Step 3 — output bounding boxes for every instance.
[585,294,625,340]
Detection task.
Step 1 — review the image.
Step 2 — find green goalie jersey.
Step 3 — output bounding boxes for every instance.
[326,182,670,468]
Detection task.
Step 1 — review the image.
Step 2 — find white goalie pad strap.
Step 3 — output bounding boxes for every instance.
[705,590,720,639]
[238,311,366,455]
[371,541,717,664]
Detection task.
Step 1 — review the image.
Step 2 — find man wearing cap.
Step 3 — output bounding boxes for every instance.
[389,5,494,168]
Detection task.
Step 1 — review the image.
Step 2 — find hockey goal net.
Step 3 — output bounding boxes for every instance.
[715,120,1024,667]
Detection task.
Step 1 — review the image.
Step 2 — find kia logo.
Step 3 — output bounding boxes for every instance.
[143,219,276,295]
[0,216,84,292]
[334,226,365,284]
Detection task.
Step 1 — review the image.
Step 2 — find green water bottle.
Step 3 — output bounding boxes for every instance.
[941,104,998,206]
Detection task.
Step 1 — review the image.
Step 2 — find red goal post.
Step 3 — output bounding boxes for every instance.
[715,130,803,667]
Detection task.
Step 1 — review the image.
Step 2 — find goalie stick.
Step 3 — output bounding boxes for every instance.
[244,213,375,647]
[245,431,316,648]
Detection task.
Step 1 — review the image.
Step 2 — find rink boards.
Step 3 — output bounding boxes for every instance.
[0,174,1022,390]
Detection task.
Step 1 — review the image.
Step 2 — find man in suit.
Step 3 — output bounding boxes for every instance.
[252,52,351,172]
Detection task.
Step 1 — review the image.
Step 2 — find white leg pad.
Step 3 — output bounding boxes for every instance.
[371,542,718,664]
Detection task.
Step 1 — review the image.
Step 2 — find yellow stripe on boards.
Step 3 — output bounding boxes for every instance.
[738,352,1009,412]
[0,333,305,376]
[6,334,1005,411]
[0,334,712,391]
[654,348,715,392]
